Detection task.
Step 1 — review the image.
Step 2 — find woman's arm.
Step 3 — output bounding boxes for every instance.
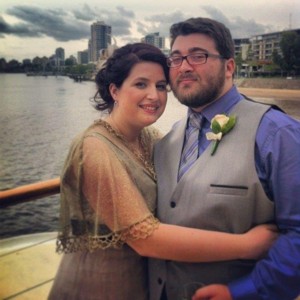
[127,222,277,262]
[82,136,277,262]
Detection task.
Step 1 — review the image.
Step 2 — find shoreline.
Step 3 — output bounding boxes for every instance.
[238,87,300,102]
[237,87,300,120]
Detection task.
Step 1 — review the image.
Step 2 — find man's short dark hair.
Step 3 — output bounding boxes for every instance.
[170,17,235,59]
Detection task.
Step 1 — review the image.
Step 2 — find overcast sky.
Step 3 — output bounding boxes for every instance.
[0,0,299,61]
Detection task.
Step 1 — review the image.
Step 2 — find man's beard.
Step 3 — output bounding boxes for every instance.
[171,69,225,108]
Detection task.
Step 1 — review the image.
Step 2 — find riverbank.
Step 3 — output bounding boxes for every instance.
[234,78,300,120]
[235,77,300,90]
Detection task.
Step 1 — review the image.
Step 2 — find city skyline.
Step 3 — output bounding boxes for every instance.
[0,0,299,61]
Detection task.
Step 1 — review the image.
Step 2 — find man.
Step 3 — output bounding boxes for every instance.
[149,17,300,300]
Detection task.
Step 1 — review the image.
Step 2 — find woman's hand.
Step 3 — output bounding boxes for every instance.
[192,284,232,300]
[240,223,278,259]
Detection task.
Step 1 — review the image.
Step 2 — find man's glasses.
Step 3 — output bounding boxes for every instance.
[167,52,226,68]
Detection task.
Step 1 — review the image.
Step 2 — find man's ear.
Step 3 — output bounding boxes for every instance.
[225,58,235,79]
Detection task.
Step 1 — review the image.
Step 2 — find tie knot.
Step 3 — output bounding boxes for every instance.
[189,112,202,129]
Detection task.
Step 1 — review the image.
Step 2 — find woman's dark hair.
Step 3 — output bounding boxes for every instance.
[93,43,169,112]
[170,17,234,60]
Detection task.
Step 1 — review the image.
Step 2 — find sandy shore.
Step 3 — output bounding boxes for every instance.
[237,87,300,120]
[238,87,300,101]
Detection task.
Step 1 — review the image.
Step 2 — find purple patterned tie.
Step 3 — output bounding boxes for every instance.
[178,112,202,180]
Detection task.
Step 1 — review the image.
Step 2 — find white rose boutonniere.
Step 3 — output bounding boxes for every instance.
[206,114,237,155]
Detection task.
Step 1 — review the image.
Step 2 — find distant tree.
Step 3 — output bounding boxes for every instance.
[0,58,7,72]
[32,56,44,71]
[7,59,22,72]
[273,31,300,75]
[235,53,243,77]
[41,56,51,72]
[272,49,282,66]
[65,58,75,66]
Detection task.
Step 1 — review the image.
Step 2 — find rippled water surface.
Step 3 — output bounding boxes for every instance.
[0,74,186,238]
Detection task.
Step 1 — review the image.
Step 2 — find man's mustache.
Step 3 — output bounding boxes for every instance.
[177,73,198,82]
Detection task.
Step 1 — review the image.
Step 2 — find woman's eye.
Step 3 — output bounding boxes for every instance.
[156,83,167,91]
[135,82,146,88]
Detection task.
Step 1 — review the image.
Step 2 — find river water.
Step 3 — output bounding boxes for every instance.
[0,73,186,238]
[1,74,299,239]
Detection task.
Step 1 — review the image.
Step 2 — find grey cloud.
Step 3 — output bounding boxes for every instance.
[119,36,141,44]
[137,11,187,37]
[110,18,132,36]
[143,7,275,40]
[202,5,275,38]
[231,16,274,38]
[91,6,133,36]
[201,6,230,26]
[73,4,98,22]
[74,4,133,36]
[116,6,135,18]
[3,5,89,41]
[0,14,42,38]
[1,4,133,41]
[136,21,150,35]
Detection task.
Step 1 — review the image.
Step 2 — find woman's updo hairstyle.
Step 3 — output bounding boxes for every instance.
[93,43,169,112]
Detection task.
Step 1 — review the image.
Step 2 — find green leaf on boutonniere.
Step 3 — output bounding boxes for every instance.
[211,140,220,156]
[211,120,222,133]
[222,115,236,134]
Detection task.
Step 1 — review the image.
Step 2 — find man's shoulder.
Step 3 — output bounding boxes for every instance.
[261,106,300,130]
[161,119,184,139]
[155,118,185,150]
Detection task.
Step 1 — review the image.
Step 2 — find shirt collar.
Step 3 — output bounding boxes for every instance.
[202,85,243,122]
[187,85,243,123]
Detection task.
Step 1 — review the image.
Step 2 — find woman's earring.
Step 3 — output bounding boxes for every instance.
[114,100,118,106]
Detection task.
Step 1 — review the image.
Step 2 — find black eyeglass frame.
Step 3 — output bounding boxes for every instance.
[167,53,227,68]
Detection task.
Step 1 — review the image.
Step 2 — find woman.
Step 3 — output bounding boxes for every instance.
[49,43,277,300]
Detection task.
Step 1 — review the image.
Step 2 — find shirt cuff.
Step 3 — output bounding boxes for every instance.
[228,276,260,300]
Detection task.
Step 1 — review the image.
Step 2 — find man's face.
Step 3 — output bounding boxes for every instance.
[169,33,229,110]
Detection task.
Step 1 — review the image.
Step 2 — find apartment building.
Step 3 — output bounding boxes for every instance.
[234,38,250,60]
[234,28,300,63]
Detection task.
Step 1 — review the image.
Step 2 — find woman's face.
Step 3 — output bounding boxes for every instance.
[110,61,168,131]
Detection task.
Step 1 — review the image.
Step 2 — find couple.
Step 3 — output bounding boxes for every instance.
[49,17,300,300]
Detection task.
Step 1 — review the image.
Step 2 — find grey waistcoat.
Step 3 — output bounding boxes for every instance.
[149,99,274,300]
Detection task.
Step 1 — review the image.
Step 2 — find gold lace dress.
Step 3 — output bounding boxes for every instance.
[48,120,160,300]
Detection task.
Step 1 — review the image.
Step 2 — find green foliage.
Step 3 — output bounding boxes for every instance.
[223,116,236,134]
[274,31,300,74]
[67,64,94,75]
[211,120,222,133]
[64,58,74,66]
[235,53,243,68]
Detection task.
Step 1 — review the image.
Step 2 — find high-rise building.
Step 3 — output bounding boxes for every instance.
[141,32,165,49]
[77,50,89,64]
[88,39,92,63]
[90,21,111,62]
[55,47,65,66]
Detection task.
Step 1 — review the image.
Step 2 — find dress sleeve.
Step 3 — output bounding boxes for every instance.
[81,135,159,241]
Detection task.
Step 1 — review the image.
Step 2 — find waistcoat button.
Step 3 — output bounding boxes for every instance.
[170,201,176,208]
